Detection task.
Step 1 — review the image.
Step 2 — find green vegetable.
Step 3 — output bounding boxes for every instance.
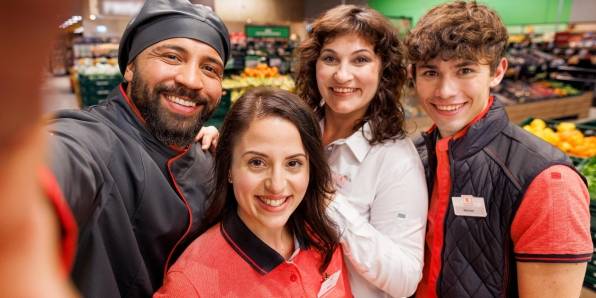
[578,157,596,199]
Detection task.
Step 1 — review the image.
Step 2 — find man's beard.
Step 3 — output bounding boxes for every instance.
[129,69,216,148]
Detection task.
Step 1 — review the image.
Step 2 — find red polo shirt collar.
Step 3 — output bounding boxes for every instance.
[221,212,300,275]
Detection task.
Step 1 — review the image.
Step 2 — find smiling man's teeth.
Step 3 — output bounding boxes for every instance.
[260,197,287,207]
[166,95,196,107]
[332,87,356,93]
[435,103,464,111]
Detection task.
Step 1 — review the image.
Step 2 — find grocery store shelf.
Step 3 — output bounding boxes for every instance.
[557,65,596,74]
[552,74,596,83]
[505,91,593,123]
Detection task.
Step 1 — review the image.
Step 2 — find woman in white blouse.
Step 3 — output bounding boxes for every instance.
[296,5,428,298]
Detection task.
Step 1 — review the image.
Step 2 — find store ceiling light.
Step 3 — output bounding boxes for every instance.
[59,15,83,29]
[96,25,107,33]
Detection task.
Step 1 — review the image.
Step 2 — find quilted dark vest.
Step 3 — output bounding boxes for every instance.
[417,99,579,297]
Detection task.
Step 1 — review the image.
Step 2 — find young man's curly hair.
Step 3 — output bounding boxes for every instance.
[405,1,508,74]
[295,5,408,144]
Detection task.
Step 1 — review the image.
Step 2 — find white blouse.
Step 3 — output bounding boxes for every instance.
[324,122,428,298]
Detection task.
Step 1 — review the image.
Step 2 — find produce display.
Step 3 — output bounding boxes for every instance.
[494,43,593,105]
[222,64,295,102]
[226,32,296,74]
[578,157,596,199]
[584,156,596,291]
[241,63,279,78]
[523,118,596,158]
[529,81,581,97]
[494,80,581,103]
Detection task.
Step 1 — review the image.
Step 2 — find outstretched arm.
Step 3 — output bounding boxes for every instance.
[0,1,78,296]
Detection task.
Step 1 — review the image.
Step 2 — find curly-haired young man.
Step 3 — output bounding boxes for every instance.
[406,2,592,297]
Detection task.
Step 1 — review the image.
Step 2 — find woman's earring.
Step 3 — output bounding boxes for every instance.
[319,98,325,107]
[228,173,232,184]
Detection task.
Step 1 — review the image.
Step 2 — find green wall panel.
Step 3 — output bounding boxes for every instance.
[369,0,573,26]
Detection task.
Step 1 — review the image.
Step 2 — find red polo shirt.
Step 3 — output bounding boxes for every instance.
[155,213,352,297]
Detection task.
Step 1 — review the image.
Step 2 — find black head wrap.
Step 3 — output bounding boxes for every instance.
[118,0,230,74]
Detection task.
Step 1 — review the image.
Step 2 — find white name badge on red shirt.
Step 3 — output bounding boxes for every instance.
[452,195,487,217]
[317,270,341,297]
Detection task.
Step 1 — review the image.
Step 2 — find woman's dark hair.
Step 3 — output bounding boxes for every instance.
[295,4,408,144]
[199,87,339,272]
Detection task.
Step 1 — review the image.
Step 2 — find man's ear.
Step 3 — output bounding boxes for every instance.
[489,57,508,88]
[124,62,135,82]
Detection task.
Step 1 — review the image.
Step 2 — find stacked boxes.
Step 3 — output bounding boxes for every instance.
[78,73,123,107]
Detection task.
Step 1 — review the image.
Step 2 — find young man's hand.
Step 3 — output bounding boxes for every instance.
[195,126,220,153]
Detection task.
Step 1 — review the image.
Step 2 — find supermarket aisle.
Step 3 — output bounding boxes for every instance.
[41,75,79,114]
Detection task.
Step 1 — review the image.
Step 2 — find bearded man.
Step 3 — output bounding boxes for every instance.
[45,0,230,296]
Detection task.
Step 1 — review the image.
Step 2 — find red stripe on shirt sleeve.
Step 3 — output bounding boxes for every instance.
[39,166,77,273]
[516,252,592,263]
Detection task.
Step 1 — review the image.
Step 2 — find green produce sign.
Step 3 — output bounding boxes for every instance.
[245,25,289,39]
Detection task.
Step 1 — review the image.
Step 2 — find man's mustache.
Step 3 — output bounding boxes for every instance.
[154,84,209,106]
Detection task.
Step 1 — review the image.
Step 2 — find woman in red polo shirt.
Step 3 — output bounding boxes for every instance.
[155,87,352,297]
